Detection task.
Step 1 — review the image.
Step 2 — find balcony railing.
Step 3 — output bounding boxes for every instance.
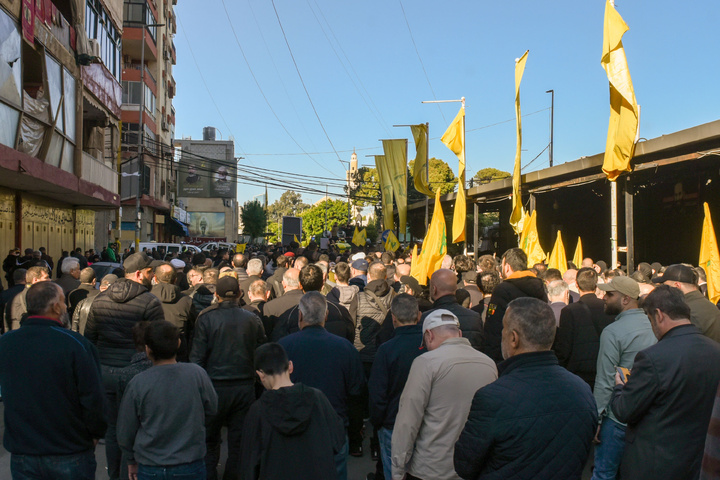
[122,63,156,85]
[82,151,118,194]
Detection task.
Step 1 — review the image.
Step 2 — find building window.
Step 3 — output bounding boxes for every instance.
[124,0,157,41]
[85,0,122,80]
[0,9,22,149]
[121,81,155,115]
[45,53,77,172]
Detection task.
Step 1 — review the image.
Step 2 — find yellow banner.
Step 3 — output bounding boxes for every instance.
[383,139,408,239]
[355,228,367,247]
[548,230,567,274]
[700,202,720,304]
[510,51,529,235]
[411,124,432,196]
[452,184,466,243]
[411,189,447,285]
[385,231,400,252]
[519,209,546,267]
[572,237,583,268]
[441,106,467,244]
[236,243,247,253]
[375,155,394,232]
[601,0,639,181]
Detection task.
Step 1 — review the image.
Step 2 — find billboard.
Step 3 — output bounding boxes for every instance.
[178,157,236,198]
[188,212,225,237]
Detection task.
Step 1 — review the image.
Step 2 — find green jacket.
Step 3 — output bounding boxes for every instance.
[685,290,720,343]
[594,308,656,424]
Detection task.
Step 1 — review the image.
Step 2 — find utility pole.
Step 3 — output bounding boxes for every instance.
[546,89,554,167]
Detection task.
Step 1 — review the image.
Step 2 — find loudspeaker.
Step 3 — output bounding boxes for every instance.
[281,216,302,246]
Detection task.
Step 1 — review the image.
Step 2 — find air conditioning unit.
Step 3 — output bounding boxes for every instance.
[88,39,100,58]
[161,120,169,131]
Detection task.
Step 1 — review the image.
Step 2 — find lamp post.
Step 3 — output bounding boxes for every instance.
[546,89,554,167]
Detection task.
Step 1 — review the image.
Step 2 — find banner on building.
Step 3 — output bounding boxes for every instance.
[188,212,225,237]
[178,156,236,199]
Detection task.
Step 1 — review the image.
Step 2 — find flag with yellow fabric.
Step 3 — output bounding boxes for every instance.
[519,209,546,267]
[236,243,247,254]
[409,244,421,278]
[510,51,529,234]
[385,231,400,252]
[700,202,720,304]
[383,139,408,239]
[572,237,583,268]
[293,234,300,244]
[411,124,433,196]
[352,226,360,246]
[547,230,567,274]
[441,106,466,243]
[601,0,639,181]
[411,189,447,285]
[356,228,367,247]
[375,155,395,231]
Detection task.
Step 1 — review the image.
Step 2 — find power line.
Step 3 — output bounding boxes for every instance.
[270,0,346,172]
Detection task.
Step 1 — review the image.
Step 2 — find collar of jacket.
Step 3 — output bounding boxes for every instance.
[432,294,459,308]
[217,300,241,309]
[506,270,537,280]
[285,289,304,297]
[394,323,423,336]
[365,279,390,296]
[23,315,65,327]
[299,324,326,334]
[437,336,471,349]
[685,290,706,301]
[497,350,558,376]
[659,322,699,341]
[614,307,646,322]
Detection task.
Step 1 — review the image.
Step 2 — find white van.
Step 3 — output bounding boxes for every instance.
[198,241,239,252]
[138,242,201,256]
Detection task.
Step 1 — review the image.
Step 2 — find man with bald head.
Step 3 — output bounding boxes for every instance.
[151,263,196,362]
[231,253,249,282]
[262,268,302,339]
[420,269,483,350]
[392,263,411,292]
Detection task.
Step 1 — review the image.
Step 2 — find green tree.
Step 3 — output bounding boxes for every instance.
[266,191,309,242]
[301,200,349,240]
[240,200,267,240]
[473,167,511,185]
[408,157,457,198]
[346,167,380,208]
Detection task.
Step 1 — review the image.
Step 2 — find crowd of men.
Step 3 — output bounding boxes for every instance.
[0,238,719,480]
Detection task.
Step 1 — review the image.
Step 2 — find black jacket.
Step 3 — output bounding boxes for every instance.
[421,295,484,350]
[553,293,614,389]
[266,267,286,299]
[190,301,266,382]
[454,351,597,480]
[354,279,395,363]
[262,289,304,338]
[610,324,720,480]
[482,271,547,362]
[240,383,345,480]
[189,284,215,313]
[85,279,165,367]
[151,283,197,361]
[239,274,263,305]
[368,324,425,430]
[68,284,98,318]
[272,294,355,344]
[0,316,107,455]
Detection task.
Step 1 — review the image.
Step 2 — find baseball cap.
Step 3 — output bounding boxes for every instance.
[351,259,368,271]
[284,252,295,257]
[170,259,186,269]
[421,309,460,347]
[652,264,695,284]
[399,275,420,293]
[216,276,240,299]
[123,252,154,273]
[462,271,478,284]
[100,274,118,286]
[598,276,640,299]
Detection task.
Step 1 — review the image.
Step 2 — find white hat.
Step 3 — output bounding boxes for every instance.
[351,252,366,261]
[422,309,460,335]
[170,259,186,269]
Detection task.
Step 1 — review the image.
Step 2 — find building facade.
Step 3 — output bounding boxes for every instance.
[0,0,123,277]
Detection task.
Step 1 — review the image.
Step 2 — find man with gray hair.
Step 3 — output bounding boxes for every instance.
[547,279,570,326]
[262,268,302,338]
[55,257,81,296]
[7,266,51,331]
[240,258,266,305]
[279,291,365,480]
[392,309,497,480]
[455,298,597,479]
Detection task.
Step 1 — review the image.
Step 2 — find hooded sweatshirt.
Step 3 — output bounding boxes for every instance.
[151,283,197,361]
[240,383,345,480]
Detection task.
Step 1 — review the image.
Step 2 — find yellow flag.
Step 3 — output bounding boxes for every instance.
[293,234,299,244]
[236,243,247,254]
[375,155,394,231]
[572,237,584,269]
[700,202,720,304]
[601,0,639,181]
[411,124,433,196]
[385,231,400,252]
[412,189,447,285]
[409,244,423,280]
[441,107,466,243]
[510,51,529,235]
[352,226,360,246]
[548,230,567,274]
[356,228,367,247]
[383,139,408,239]
[519,209,546,267]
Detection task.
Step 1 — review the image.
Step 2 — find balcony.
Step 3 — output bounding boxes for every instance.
[171,40,176,65]
[122,27,158,62]
[122,63,157,95]
[82,151,119,194]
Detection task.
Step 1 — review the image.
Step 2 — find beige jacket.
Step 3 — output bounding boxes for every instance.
[391,337,497,480]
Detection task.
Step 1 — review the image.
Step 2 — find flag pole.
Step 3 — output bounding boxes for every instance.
[425,122,430,230]
[461,97,467,255]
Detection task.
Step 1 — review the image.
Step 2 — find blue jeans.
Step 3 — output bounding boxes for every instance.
[138,460,206,479]
[378,427,393,480]
[11,450,96,480]
[591,417,626,480]
[334,436,348,480]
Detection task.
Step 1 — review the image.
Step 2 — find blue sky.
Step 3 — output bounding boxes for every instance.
[173,0,720,205]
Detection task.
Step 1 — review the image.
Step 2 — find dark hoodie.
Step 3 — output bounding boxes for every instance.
[482,270,548,362]
[354,279,395,363]
[190,283,216,314]
[151,283,197,361]
[240,383,345,480]
[84,278,165,367]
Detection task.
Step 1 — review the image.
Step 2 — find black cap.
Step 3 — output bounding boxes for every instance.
[653,264,696,285]
[216,276,240,298]
[123,252,153,273]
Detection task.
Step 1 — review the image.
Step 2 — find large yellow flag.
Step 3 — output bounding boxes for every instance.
[383,139,408,239]
[510,51,529,235]
[441,107,466,243]
[411,124,433,196]
[572,237,584,268]
[352,226,360,245]
[385,231,400,252]
[700,202,720,304]
[411,189,447,285]
[519,209,546,267]
[601,0,639,181]
[352,226,367,247]
[375,155,394,231]
[548,230,567,274]
[409,244,421,278]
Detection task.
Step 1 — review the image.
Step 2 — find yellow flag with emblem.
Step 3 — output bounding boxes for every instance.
[572,237,583,269]
[352,226,360,246]
[441,107,466,243]
[510,51,529,234]
[547,230,567,274]
[385,231,400,252]
[383,139,408,239]
[700,202,720,304]
[411,124,432,196]
[519,209,545,267]
[355,228,367,247]
[236,243,247,254]
[411,189,447,285]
